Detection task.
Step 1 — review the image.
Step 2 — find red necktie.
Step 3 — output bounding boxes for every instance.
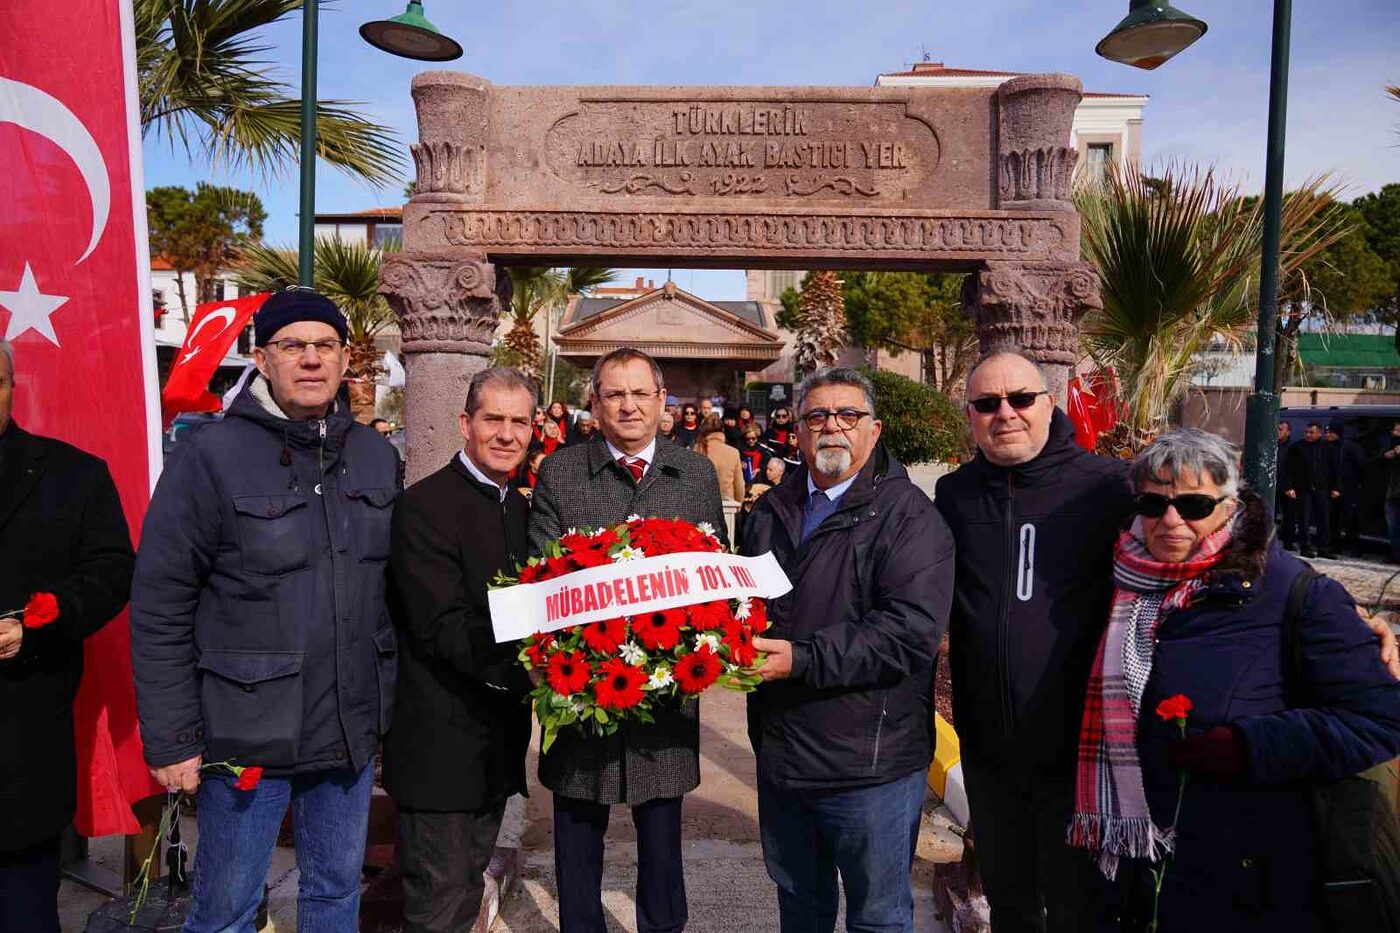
[618,456,646,483]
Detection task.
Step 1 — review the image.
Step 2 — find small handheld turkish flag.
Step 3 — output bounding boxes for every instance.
[161,293,271,428]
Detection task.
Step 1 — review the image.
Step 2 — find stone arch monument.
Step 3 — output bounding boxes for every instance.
[381,71,1101,483]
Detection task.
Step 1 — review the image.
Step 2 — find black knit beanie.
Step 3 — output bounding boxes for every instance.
[254,288,348,346]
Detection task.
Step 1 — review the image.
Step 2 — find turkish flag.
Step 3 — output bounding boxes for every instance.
[0,2,164,833]
[162,293,270,427]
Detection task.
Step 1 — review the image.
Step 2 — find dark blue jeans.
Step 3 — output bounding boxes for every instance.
[758,768,926,933]
[186,762,373,933]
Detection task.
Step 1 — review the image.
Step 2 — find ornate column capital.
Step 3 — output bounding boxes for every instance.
[378,250,510,355]
[964,260,1102,366]
[997,74,1082,212]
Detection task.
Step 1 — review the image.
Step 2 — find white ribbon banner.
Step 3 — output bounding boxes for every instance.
[488,551,793,643]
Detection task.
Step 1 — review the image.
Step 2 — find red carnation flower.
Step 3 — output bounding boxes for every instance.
[745,600,768,633]
[518,562,543,584]
[581,618,627,655]
[688,601,732,632]
[233,765,264,791]
[547,651,592,695]
[558,531,594,553]
[674,646,723,694]
[22,592,59,629]
[593,658,648,710]
[634,609,685,651]
[570,548,612,570]
[1155,694,1193,723]
[724,625,758,667]
[544,555,574,579]
[524,632,555,668]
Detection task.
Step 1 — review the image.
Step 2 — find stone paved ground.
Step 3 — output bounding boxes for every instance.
[59,687,960,932]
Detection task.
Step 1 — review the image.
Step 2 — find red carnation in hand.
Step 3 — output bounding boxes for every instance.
[547,651,592,696]
[593,658,648,710]
[581,618,627,655]
[22,593,59,629]
[233,765,264,791]
[724,625,758,668]
[674,646,723,694]
[688,601,732,632]
[524,632,555,669]
[634,609,685,651]
[1155,694,1193,723]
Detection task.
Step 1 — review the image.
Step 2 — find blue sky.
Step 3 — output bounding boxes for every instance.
[143,0,1400,300]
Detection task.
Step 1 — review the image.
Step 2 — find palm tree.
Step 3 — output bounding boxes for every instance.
[136,0,401,184]
[502,266,619,384]
[234,238,395,421]
[793,271,847,379]
[1076,163,1350,448]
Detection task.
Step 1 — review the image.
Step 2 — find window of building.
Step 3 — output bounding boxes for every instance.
[1086,143,1114,179]
[1363,374,1387,391]
[372,224,403,248]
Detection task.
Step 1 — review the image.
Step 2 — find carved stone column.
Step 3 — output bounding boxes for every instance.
[997,74,1081,212]
[379,250,510,485]
[962,261,1102,404]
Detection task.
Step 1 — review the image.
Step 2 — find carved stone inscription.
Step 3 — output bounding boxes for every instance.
[545,100,938,203]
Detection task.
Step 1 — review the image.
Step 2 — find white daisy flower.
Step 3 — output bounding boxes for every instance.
[694,632,721,653]
[566,527,578,537]
[647,666,674,690]
[626,514,642,522]
[613,546,646,562]
[733,597,752,621]
[697,521,716,537]
[618,641,647,666]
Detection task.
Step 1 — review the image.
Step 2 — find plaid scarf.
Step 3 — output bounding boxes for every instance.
[1067,517,1233,879]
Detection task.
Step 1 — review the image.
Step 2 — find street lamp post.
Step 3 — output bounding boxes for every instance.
[298,0,318,287]
[1098,1,1292,500]
[296,3,463,290]
[1240,0,1293,504]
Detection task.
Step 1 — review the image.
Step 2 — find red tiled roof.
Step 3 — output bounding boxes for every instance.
[314,206,404,222]
[152,255,174,271]
[878,61,1145,98]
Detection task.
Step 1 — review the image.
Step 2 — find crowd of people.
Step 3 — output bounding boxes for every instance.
[4,287,1400,933]
[1274,417,1400,562]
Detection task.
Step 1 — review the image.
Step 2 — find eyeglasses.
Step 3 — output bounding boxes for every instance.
[1133,493,1228,521]
[773,411,790,420]
[968,391,1048,415]
[800,408,870,431]
[265,338,344,359]
[597,389,659,406]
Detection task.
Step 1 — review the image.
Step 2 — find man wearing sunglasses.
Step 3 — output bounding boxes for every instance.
[934,349,1134,933]
[741,368,954,932]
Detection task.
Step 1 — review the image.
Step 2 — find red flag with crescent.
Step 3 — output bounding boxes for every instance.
[162,293,270,427]
[0,2,164,833]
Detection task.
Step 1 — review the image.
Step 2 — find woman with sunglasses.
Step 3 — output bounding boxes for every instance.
[1068,428,1400,932]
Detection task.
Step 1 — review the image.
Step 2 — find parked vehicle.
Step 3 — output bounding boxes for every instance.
[1279,404,1400,549]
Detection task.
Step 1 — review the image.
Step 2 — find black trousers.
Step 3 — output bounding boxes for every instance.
[553,794,686,933]
[1296,489,1333,553]
[961,757,1120,933]
[0,835,61,933]
[1276,494,1298,549]
[1331,493,1361,553]
[397,803,506,933]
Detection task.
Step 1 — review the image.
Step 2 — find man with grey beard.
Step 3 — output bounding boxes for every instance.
[740,367,954,932]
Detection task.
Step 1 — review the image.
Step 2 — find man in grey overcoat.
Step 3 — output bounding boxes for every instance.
[529,347,726,933]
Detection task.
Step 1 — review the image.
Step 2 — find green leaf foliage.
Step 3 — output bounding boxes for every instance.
[148,183,265,321]
[861,368,967,465]
[136,0,403,185]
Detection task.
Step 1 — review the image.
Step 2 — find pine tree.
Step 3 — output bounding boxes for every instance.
[794,271,847,378]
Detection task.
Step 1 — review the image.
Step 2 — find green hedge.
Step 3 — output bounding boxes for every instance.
[861,368,968,465]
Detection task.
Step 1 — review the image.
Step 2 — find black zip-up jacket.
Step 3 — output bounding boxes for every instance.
[132,379,401,774]
[934,411,1132,767]
[1284,437,1337,494]
[740,442,954,790]
[382,456,532,811]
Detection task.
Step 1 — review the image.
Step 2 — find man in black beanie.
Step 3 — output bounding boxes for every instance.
[132,287,402,931]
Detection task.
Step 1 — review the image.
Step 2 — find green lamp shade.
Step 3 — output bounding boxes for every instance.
[360,1,462,62]
[1096,1,1208,70]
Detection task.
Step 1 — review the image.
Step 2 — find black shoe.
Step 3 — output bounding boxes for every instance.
[1301,549,1318,559]
[1319,551,1337,560]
